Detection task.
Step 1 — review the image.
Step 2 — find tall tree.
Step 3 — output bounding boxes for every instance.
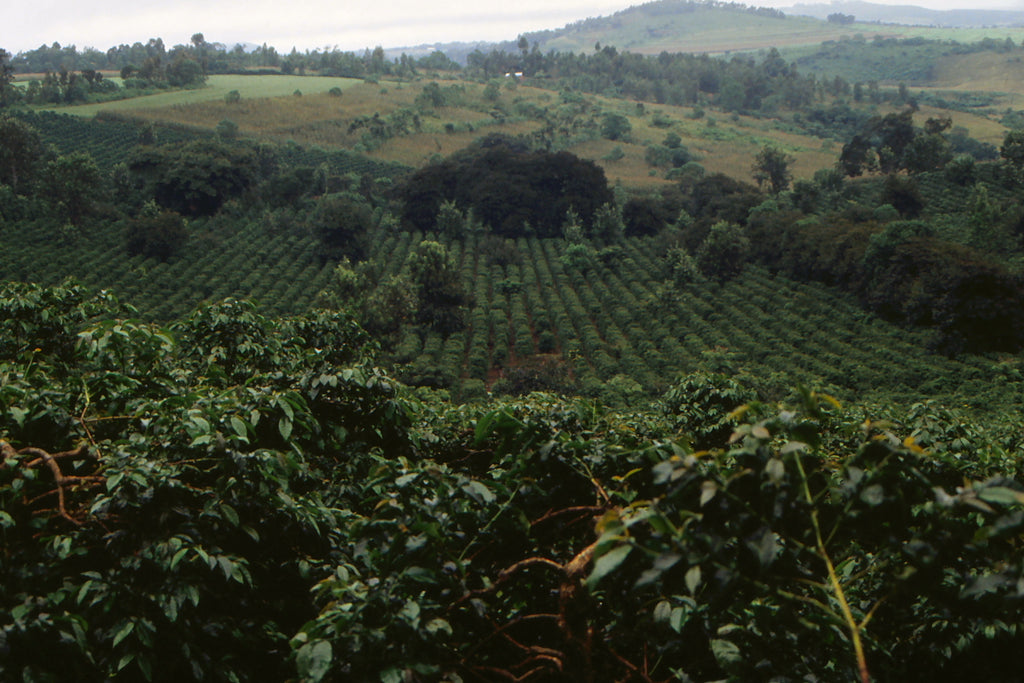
[0,48,15,108]
[43,153,103,225]
[0,116,47,193]
[127,140,260,216]
[308,194,372,262]
[191,33,209,75]
[838,134,875,177]
[407,240,469,334]
[751,144,793,194]
[1000,129,1024,181]
[696,220,751,280]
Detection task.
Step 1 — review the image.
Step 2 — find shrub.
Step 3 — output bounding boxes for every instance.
[660,371,757,448]
[215,119,238,139]
[695,220,751,280]
[600,112,632,141]
[945,153,976,185]
[125,208,188,261]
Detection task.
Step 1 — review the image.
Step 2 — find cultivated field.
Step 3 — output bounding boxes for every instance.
[44,74,362,117]
[41,75,843,187]
[1,203,1008,410]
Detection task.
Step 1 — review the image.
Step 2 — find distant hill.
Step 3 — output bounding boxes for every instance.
[783,1,1024,27]
[394,0,1024,64]
[395,0,894,61]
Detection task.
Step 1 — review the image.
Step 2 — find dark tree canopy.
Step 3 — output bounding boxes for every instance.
[687,173,762,226]
[399,138,613,238]
[42,152,104,225]
[838,110,952,177]
[751,144,793,194]
[838,134,875,177]
[307,194,373,262]
[881,174,924,218]
[0,116,48,193]
[622,197,670,236]
[127,140,261,217]
[865,237,1024,354]
[125,209,188,261]
[0,49,15,108]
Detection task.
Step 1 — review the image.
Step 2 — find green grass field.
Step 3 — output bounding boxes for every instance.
[45,75,362,117]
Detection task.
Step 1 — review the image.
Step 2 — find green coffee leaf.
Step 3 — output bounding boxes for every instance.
[296,640,332,682]
[586,544,633,588]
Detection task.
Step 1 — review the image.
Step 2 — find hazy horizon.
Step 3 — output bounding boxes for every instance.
[6,0,1024,56]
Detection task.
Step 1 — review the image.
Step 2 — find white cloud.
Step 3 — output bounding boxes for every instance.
[5,0,628,53]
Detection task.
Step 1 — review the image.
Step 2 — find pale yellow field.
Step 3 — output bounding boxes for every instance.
[118,79,555,165]
[874,98,1009,148]
[43,71,996,189]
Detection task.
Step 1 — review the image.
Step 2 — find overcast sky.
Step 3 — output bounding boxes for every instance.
[6,0,1023,55]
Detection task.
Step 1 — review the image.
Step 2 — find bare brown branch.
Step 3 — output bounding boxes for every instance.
[2,441,101,525]
[530,505,605,528]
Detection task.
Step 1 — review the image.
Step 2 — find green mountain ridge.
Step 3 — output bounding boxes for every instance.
[394,0,1024,64]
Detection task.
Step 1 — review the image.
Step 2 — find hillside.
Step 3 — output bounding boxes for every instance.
[519,2,849,55]
[6,13,1024,681]
[408,0,1024,59]
[54,75,838,187]
[785,0,1024,27]
[6,97,1024,411]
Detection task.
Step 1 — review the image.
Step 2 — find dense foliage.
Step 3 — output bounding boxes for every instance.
[4,39,206,108]
[125,140,263,217]
[3,111,1023,403]
[741,162,1024,355]
[2,281,1023,682]
[398,136,613,238]
[465,45,816,115]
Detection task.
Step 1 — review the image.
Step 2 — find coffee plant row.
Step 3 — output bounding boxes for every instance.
[13,110,408,180]
[399,232,1006,409]
[2,202,1010,410]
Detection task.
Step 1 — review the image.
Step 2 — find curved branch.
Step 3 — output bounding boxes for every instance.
[2,441,102,525]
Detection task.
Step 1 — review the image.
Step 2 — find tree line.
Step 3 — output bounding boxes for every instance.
[5,36,449,83]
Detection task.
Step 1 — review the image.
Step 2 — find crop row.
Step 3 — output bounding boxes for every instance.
[16,110,410,182]
[405,233,998,406]
[0,213,998,406]
[16,111,202,171]
[273,143,408,180]
[1,215,331,321]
